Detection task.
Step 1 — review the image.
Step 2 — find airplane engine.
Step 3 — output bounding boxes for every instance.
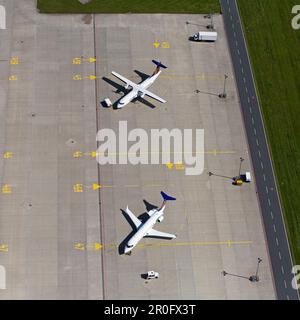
[157,216,164,223]
[138,91,145,98]
[125,83,130,89]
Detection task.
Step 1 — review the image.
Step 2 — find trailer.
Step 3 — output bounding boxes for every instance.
[192,31,218,42]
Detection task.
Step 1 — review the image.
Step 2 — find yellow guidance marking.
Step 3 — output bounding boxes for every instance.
[73,151,83,158]
[93,150,236,157]
[0,244,9,252]
[175,163,185,170]
[74,243,85,251]
[76,150,236,157]
[3,152,13,159]
[73,74,82,80]
[10,57,19,65]
[92,184,101,190]
[161,41,170,49]
[74,242,102,251]
[166,163,174,170]
[73,183,163,192]
[89,151,97,158]
[136,240,252,250]
[86,75,97,80]
[73,184,83,193]
[166,163,185,171]
[86,57,96,63]
[86,242,103,251]
[72,58,82,65]
[2,184,11,194]
[153,40,160,48]
[160,74,226,81]
[9,75,17,81]
[83,240,252,252]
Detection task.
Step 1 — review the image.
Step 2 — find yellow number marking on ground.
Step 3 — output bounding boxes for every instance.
[73,74,82,80]
[73,184,83,193]
[175,163,185,170]
[3,152,13,159]
[1,184,11,194]
[73,151,83,158]
[0,244,9,252]
[9,75,17,81]
[72,58,82,65]
[161,41,170,49]
[10,57,19,65]
[74,243,85,250]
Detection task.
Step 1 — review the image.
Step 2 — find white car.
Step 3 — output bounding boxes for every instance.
[146,271,159,279]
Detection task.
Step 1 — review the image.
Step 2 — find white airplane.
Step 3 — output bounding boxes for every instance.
[124,191,177,255]
[111,60,167,109]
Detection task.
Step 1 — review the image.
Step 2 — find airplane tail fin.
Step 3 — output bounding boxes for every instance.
[161,191,176,202]
[152,60,167,69]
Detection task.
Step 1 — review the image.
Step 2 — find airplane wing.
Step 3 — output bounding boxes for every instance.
[143,89,167,103]
[125,206,142,229]
[146,228,176,239]
[111,71,137,88]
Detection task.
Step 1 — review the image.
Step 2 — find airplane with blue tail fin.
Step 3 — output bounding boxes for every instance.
[124,191,176,255]
[110,60,167,109]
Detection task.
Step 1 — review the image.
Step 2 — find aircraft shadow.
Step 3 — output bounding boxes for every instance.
[134,69,150,83]
[143,200,158,212]
[118,209,138,255]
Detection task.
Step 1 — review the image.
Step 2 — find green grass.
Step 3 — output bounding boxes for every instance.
[37,0,220,14]
[237,0,300,265]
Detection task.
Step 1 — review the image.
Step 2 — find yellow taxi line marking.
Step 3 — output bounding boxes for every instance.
[73,183,164,192]
[74,150,236,157]
[74,240,252,252]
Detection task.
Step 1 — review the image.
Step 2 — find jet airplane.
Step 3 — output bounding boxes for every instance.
[124,191,177,255]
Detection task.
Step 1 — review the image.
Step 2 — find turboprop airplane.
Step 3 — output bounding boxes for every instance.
[124,191,177,255]
[111,60,167,109]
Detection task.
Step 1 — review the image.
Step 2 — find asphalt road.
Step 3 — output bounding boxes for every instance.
[221,0,299,300]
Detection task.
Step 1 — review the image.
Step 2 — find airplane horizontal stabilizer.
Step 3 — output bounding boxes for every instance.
[152,60,167,69]
[161,191,176,201]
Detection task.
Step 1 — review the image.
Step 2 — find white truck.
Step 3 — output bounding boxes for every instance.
[191,31,218,42]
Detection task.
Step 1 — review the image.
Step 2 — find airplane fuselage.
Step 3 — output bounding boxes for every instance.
[124,207,164,254]
[117,70,161,109]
